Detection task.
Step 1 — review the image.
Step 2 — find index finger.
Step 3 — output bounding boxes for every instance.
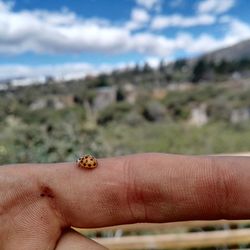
[36,153,250,228]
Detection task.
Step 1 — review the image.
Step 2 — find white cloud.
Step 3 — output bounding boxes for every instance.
[1,17,250,81]
[0,0,247,59]
[197,0,235,14]
[0,2,131,55]
[0,61,141,82]
[131,8,150,23]
[136,0,161,10]
[0,1,168,56]
[185,18,250,54]
[125,8,150,30]
[0,62,133,81]
[151,14,216,29]
[0,0,250,82]
[145,57,162,68]
[0,63,95,81]
[223,17,250,43]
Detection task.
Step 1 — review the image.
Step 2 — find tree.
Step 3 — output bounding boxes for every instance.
[94,74,110,87]
[159,60,166,73]
[133,64,141,74]
[191,59,208,83]
[142,62,152,73]
[173,58,187,71]
[215,60,231,74]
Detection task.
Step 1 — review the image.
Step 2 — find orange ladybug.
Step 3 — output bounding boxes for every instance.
[77,155,98,169]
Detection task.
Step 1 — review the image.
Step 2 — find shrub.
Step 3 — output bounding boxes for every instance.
[207,98,232,121]
[97,102,132,125]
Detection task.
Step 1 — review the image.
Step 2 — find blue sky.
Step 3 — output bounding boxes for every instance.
[0,0,250,80]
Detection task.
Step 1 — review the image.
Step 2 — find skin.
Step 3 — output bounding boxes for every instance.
[0,153,250,249]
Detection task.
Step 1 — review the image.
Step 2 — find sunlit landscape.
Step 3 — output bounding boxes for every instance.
[1,0,250,249]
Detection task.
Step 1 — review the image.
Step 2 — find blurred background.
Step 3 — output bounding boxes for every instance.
[1,0,250,249]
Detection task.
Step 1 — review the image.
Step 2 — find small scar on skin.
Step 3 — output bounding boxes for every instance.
[40,186,54,199]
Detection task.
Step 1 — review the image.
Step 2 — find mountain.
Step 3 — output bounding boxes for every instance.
[203,39,250,62]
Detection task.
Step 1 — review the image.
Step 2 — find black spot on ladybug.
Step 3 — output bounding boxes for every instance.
[88,164,91,167]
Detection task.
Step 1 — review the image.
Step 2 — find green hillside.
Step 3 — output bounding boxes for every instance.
[1,41,250,164]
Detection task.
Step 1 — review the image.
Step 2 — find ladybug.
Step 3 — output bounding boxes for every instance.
[77,154,98,169]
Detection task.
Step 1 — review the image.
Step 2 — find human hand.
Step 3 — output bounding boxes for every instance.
[1,153,250,249]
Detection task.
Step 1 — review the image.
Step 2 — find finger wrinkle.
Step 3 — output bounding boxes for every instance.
[212,157,244,219]
[123,157,139,222]
[123,156,166,223]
